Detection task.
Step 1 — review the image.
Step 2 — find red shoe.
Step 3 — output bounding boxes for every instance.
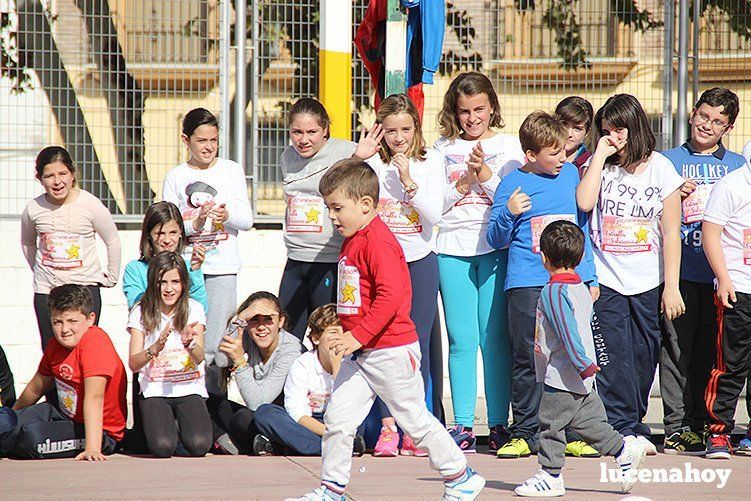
[400,434,428,457]
[373,426,399,457]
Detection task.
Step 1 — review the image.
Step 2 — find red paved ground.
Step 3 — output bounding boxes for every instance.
[3,446,745,500]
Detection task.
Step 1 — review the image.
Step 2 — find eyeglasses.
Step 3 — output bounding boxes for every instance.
[693,112,730,131]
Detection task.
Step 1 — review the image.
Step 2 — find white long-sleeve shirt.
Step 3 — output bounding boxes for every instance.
[162,158,253,275]
[283,349,333,422]
[434,133,525,256]
[367,149,444,262]
[21,189,121,293]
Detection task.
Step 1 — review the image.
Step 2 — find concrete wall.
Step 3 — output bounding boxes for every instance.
[0,220,475,424]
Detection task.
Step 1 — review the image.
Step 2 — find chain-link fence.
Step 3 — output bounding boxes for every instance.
[1,0,222,218]
[2,1,750,220]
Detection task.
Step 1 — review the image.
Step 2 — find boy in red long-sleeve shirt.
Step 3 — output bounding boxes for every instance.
[288,159,484,501]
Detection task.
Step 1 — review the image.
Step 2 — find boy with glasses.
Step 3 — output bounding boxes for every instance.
[660,87,746,455]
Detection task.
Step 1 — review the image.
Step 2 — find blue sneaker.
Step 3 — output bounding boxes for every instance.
[448,425,476,453]
[443,467,486,500]
[285,486,345,501]
[737,436,751,455]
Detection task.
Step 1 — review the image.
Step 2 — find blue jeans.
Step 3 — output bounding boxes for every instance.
[254,404,372,456]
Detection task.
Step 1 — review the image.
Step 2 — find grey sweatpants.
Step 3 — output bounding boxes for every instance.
[538,385,624,474]
[204,274,238,395]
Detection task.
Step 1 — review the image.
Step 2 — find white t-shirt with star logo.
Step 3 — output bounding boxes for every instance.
[367,149,444,262]
[589,152,685,295]
[128,299,207,398]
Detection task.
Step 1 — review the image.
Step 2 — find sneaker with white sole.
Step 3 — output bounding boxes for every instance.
[616,438,647,493]
[737,436,751,455]
[284,486,345,501]
[514,469,566,497]
[706,433,732,459]
[252,434,274,456]
[442,467,486,500]
[625,434,657,456]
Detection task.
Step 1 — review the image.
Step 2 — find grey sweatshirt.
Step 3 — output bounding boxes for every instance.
[281,138,357,262]
[234,329,303,411]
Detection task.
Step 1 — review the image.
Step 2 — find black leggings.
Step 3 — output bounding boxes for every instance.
[139,394,212,458]
[278,259,338,340]
[227,407,258,453]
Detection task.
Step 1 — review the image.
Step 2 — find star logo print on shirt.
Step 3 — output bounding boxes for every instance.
[66,244,80,259]
[340,282,357,304]
[305,207,320,224]
[406,209,420,225]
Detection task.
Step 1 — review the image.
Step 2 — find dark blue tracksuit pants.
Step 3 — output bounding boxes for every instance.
[594,285,661,437]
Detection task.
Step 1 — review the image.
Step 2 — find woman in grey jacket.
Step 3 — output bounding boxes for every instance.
[210,291,302,454]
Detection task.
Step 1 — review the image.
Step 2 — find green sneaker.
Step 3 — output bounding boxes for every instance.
[496,437,531,459]
[565,440,601,458]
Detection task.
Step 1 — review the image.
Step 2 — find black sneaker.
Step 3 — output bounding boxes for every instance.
[353,434,366,457]
[664,427,705,456]
[488,425,510,454]
[252,434,274,456]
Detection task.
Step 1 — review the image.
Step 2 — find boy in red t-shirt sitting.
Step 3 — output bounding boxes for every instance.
[0,284,127,460]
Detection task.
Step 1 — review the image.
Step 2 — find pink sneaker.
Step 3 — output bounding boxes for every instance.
[373,426,399,457]
[400,434,428,457]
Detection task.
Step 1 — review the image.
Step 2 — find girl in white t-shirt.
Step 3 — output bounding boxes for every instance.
[127,251,211,458]
[357,94,444,456]
[577,93,685,448]
[162,108,253,396]
[434,72,525,453]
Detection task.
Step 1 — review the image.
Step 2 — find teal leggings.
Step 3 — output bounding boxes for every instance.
[438,250,511,428]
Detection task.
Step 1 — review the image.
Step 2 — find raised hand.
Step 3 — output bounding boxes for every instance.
[680,178,698,199]
[150,323,172,357]
[594,134,626,159]
[193,201,215,231]
[353,123,385,160]
[180,321,200,347]
[392,153,414,187]
[506,186,532,215]
[209,203,228,223]
[467,142,486,175]
[190,244,206,270]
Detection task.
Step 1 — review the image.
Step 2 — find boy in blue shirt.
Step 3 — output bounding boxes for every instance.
[487,111,598,459]
[659,87,747,455]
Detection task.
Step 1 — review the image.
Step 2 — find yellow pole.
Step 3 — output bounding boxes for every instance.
[319,0,352,139]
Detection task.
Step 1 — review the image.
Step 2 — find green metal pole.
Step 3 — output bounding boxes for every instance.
[385,0,407,96]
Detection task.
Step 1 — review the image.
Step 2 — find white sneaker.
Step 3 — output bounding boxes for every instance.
[284,486,345,501]
[616,438,648,493]
[442,467,486,500]
[514,469,565,497]
[634,435,657,456]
